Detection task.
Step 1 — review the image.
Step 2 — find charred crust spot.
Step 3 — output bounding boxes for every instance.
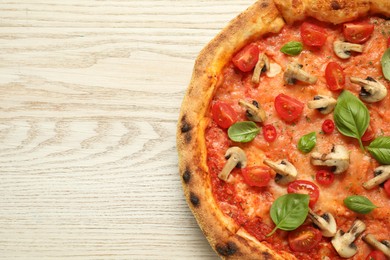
[190,192,200,207]
[261,1,269,8]
[262,251,273,260]
[185,133,192,143]
[181,116,192,133]
[182,168,191,184]
[216,242,238,256]
[331,0,341,10]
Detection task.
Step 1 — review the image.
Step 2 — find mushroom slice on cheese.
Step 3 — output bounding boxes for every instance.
[252,53,270,84]
[218,147,247,181]
[331,220,366,258]
[238,99,266,123]
[363,234,390,258]
[363,165,390,190]
[350,76,388,103]
[284,63,318,85]
[333,41,363,59]
[263,159,297,185]
[311,145,350,174]
[308,209,337,237]
[307,95,337,114]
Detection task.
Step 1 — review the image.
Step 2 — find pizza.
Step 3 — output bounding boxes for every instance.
[176,0,390,259]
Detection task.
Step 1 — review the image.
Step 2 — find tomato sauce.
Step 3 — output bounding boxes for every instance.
[206,17,390,259]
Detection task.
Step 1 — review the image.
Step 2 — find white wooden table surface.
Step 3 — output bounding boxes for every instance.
[0,0,255,259]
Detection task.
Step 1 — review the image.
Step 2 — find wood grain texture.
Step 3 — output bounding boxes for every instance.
[0,0,254,259]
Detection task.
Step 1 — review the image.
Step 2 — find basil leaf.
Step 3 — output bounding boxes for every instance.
[280,41,303,56]
[267,194,309,236]
[333,90,370,150]
[367,136,390,164]
[298,132,317,153]
[228,121,260,143]
[381,48,390,81]
[344,195,377,214]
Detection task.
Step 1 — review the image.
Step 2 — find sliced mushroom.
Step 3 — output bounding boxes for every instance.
[238,99,266,123]
[266,62,282,78]
[331,219,366,258]
[284,63,318,85]
[308,209,337,237]
[363,165,390,190]
[218,147,247,181]
[311,145,350,174]
[350,76,388,103]
[307,95,337,114]
[363,234,390,258]
[252,53,270,84]
[333,41,363,59]
[263,159,297,185]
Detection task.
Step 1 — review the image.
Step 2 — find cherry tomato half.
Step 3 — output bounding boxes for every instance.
[288,225,322,252]
[362,124,375,142]
[232,43,260,72]
[325,62,345,91]
[384,180,390,197]
[316,170,335,186]
[241,166,272,188]
[300,22,327,47]
[343,22,374,44]
[288,180,320,207]
[322,119,335,134]
[211,101,238,129]
[263,124,277,142]
[274,94,304,123]
[366,250,387,260]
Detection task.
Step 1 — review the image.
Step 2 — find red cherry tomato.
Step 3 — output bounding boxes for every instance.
[288,225,322,252]
[362,124,375,142]
[274,94,304,123]
[343,22,374,44]
[325,62,345,91]
[316,170,335,186]
[211,101,238,129]
[241,166,272,187]
[322,119,335,134]
[384,180,390,196]
[300,22,327,47]
[232,43,260,72]
[288,180,320,207]
[263,124,277,142]
[366,250,387,260]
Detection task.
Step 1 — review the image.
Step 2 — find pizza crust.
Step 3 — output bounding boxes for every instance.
[177,0,390,259]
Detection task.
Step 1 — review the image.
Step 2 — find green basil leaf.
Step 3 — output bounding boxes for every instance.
[267,193,309,236]
[228,121,260,143]
[381,48,390,81]
[367,136,390,164]
[280,41,303,56]
[298,132,317,153]
[344,195,377,214]
[333,90,370,150]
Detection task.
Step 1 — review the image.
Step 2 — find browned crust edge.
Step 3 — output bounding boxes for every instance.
[176,0,390,259]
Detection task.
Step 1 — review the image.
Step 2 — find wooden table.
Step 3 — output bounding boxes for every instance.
[0,0,254,259]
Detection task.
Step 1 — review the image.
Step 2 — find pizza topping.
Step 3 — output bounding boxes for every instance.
[274,93,304,123]
[308,209,337,237]
[218,146,247,181]
[307,95,337,114]
[367,137,390,164]
[252,53,270,84]
[322,119,335,134]
[232,43,260,72]
[266,62,282,78]
[228,121,260,142]
[300,22,328,47]
[262,124,277,142]
[241,166,272,187]
[284,62,318,85]
[287,180,320,207]
[288,225,322,252]
[316,169,335,186]
[381,48,390,81]
[311,145,350,174]
[325,61,345,91]
[212,101,238,129]
[331,219,366,258]
[363,234,390,258]
[362,123,375,142]
[297,132,317,154]
[343,22,374,44]
[343,195,377,214]
[263,159,297,185]
[280,41,303,56]
[333,40,363,59]
[363,165,390,190]
[350,76,388,103]
[238,99,266,123]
